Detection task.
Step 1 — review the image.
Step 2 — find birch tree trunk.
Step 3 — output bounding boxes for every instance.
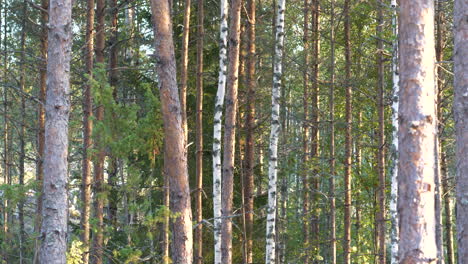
[81,0,95,262]
[212,0,229,260]
[91,0,106,262]
[454,0,468,262]
[194,0,204,262]
[40,0,72,262]
[221,0,242,260]
[398,0,437,262]
[265,0,285,261]
[150,0,194,262]
[389,1,399,263]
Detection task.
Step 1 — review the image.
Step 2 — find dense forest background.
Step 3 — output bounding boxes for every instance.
[0,0,466,263]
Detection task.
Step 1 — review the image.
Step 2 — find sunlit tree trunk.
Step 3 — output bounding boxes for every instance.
[265,0,285,261]
[454,0,468,263]
[212,0,229,260]
[40,0,72,262]
[194,0,204,262]
[389,1,399,263]
[329,0,336,262]
[150,0,194,262]
[398,0,437,262]
[180,0,191,142]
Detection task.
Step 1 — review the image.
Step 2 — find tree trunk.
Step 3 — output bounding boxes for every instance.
[40,0,72,262]
[301,0,311,260]
[194,0,204,262]
[398,0,437,262]
[212,0,229,260]
[180,0,191,142]
[343,0,352,262]
[221,0,242,260]
[376,3,386,264]
[454,0,468,262]
[265,0,285,261]
[91,0,106,262]
[244,0,256,261]
[34,0,48,262]
[81,0,95,262]
[150,0,194,262]
[329,0,336,262]
[389,2,399,264]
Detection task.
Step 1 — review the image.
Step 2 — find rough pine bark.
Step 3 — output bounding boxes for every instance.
[221,0,242,260]
[389,1,399,263]
[40,0,73,262]
[150,0,194,262]
[212,0,229,260]
[454,0,468,262]
[81,0,95,262]
[398,0,437,263]
[194,0,204,262]
[265,0,285,262]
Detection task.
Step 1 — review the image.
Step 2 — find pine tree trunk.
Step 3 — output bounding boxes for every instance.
[194,0,204,262]
[329,0,336,262]
[2,2,9,261]
[389,1,399,263]
[34,1,48,262]
[91,0,106,262]
[212,0,229,260]
[221,0,242,260]
[454,0,468,262]
[343,0,352,262]
[150,0,194,262]
[40,0,72,262]
[376,3,386,264]
[81,0,95,262]
[265,0,285,261]
[398,0,437,262]
[301,0,311,260]
[18,1,28,262]
[244,0,256,261]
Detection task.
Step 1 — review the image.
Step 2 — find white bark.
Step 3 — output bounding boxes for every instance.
[265,0,285,262]
[389,1,399,263]
[212,0,229,262]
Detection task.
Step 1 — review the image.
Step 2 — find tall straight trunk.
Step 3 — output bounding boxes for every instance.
[244,0,256,261]
[18,1,27,262]
[91,0,105,262]
[81,0,95,262]
[150,0,194,262]
[194,0,204,262]
[162,171,170,264]
[2,2,9,261]
[329,0,336,262]
[376,3,386,264]
[221,0,242,260]
[343,0,352,262]
[34,0,48,262]
[265,0,285,261]
[398,0,437,262]
[212,0,229,259]
[301,0,311,260]
[454,0,468,262]
[441,148,454,264]
[40,0,72,262]
[180,0,191,142]
[389,1,399,263]
[310,0,320,257]
[108,0,119,226]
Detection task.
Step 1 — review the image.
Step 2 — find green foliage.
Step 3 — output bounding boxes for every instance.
[67,240,85,264]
